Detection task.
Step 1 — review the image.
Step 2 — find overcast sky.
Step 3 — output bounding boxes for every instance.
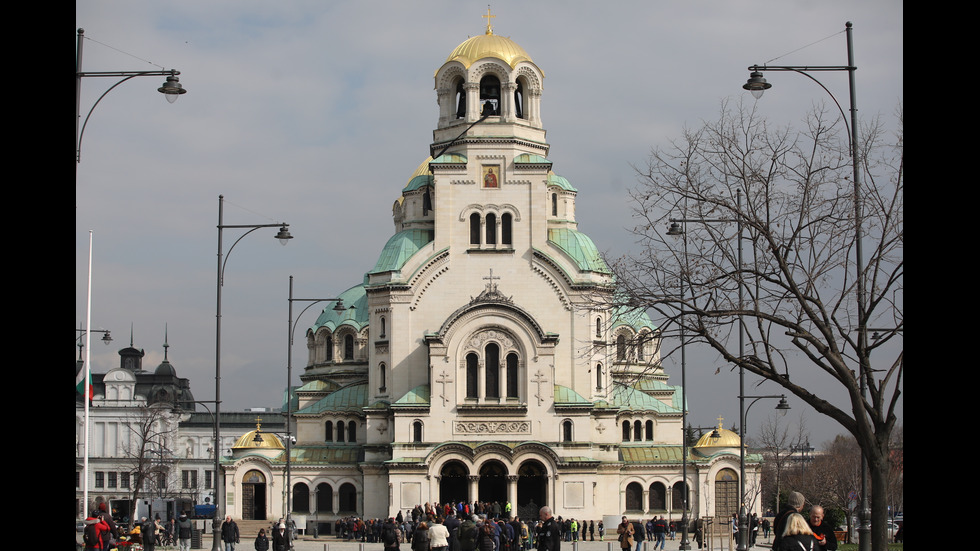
[75,1,903,448]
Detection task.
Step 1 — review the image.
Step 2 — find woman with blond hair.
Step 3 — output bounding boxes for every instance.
[778,513,819,551]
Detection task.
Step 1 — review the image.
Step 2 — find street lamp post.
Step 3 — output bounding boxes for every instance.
[284,275,344,549]
[214,195,293,551]
[76,325,113,520]
[742,22,869,551]
[738,394,790,544]
[76,28,187,172]
[666,190,743,550]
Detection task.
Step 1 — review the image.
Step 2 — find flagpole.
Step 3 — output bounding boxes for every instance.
[84,229,93,519]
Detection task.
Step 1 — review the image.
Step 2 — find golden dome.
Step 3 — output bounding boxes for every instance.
[446,14,533,69]
[232,419,284,450]
[694,420,742,448]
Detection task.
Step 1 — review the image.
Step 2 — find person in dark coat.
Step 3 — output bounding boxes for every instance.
[807,506,837,551]
[535,508,560,551]
[254,528,270,551]
[272,523,289,551]
[772,491,806,550]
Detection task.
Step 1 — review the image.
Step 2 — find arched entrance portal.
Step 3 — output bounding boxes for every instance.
[440,461,470,504]
[242,470,267,520]
[516,460,547,520]
[714,468,738,519]
[478,461,507,504]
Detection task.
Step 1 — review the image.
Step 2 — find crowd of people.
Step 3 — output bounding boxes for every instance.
[80,503,195,551]
[84,492,902,551]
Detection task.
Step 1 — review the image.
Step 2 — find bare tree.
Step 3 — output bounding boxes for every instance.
[120,405,180,528]
[612,99,902,549]
[756,413,794,515]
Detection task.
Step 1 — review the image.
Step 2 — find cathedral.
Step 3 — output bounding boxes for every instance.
[221,16,758,530]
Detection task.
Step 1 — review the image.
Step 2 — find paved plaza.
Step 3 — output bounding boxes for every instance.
[206,535,769,551]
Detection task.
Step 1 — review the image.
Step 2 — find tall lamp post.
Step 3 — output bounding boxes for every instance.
[739,394,790,545]
[76,326,113,520]
[214,194,293,551]
[666,190,743,550]
[284,275,344,549]
[76,28,186,173]
[741,22,868,551]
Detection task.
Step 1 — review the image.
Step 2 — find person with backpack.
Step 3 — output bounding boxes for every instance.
[413,521,431,551]
[383,517,401,550]
[83,516,109,551]
[459,515,480,551]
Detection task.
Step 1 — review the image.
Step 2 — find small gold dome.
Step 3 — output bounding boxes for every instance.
[232,419,284,450]
[694,420,742,448]
[446,15,533,70]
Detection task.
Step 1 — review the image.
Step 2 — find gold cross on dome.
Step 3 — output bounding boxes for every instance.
[483,5,496,35]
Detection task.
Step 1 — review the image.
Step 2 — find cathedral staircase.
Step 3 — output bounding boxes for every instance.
[233,518,280,540]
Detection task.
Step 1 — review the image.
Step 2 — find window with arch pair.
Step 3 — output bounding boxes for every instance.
[469,212,513,246]
[465,343,520,399]
[621,420,655,442]
[324,420,358,443]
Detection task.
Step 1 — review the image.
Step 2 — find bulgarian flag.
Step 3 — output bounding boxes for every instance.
[76,363,93,400]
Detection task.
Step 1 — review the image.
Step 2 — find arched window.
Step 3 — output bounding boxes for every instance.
[552,193,558,216]
[649,482,666,511]
[514,79,525,119]
[485,343,500,398]
[634,420,642,441]
[316,483,333,514]
[325,334,333,361]
[506,353,519,398]
[645,420,654,441]
[339,483,357,514]
[379,317,386,338]
[671,481,689,512]
[455,79,466,119]
[470,213,481,245]
[562,420,573,442]
[617,335,627,361]
[344,334,355,360]
[466,353,479,398]
[625,482,644,512]
[348,421,357,443]
[485,213,497,245]
[595,317,602,338]
[501,213,512,245]
[479,75,500,115]
[422,191,432,216]
[379,363,387,392]
[324,421,333,442]
[637,333,646,361]
[622,421,631,441]
[337,421,345,443]
[413,420,423,443]
[293,483,310,513]
[596,363,603,390]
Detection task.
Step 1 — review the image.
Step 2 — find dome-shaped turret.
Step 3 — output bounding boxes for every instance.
[694,421,741,449]
[446,29,533,69]
[233,420,285,450]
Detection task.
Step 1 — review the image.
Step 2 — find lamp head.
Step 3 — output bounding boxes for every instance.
[275,225,293,245]
[776,395,791,414]
[743,71,772,99]
[158,74,187,103]
[101,331,113,345]
[666,221,684,237]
